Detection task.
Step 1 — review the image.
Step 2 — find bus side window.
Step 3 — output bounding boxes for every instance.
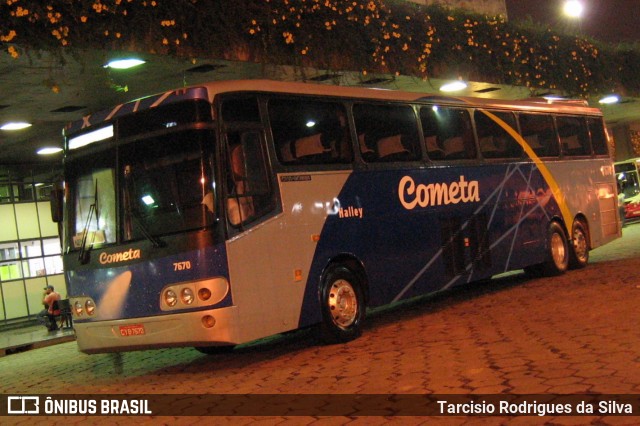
[268,98,352,165]
[420,106,476,161]
[588,117,609,155]
[353,103,421,162]
[557,116,591,157]
[474,110,523,159]
[420,107,445,160]
[225,131,275,227]
[518,113,559,158]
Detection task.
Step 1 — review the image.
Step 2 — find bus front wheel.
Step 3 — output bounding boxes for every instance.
[318,265,365,344]
[541,222,569,276]
[569,219,589,269]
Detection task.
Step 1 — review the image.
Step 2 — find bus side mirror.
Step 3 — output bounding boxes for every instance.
[50,188,64,223]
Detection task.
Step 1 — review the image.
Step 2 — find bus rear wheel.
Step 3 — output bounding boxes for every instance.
[569,219,589,269]
[318,265,365,344]
[541,222,569,276]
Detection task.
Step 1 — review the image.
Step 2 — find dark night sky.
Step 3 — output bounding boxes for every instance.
[505,0,640,43]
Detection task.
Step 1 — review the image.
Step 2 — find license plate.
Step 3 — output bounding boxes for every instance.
[119,324,146,337]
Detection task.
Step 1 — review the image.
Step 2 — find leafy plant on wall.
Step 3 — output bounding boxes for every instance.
[0,0,638,99]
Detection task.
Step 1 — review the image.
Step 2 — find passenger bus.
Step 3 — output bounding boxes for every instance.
[614,157,640,220]
[54,80,621,354]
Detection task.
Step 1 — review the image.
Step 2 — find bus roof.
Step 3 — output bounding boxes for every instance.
[65,79,603,136]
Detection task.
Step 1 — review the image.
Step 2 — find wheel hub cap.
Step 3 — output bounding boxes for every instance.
[551,233,566,267]
[328,279,357,328]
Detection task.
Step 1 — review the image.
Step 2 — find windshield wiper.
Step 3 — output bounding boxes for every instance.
[128,208,165,248]
[78,180,98,264]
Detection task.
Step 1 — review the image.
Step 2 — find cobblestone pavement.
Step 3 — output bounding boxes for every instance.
[2,224,640,425]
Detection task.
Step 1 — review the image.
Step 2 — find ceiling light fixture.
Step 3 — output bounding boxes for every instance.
[185,64,225,73]
[543,95,566,102]
[1,121,32,130]
[474,87,501,93]
[37,147,63,155]
[360,77,395,85]
[439,81,468,92]
[599,95,620,105]
[104,58,146,69]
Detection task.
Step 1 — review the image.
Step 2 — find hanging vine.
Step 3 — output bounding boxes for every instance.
[1,0,637,98]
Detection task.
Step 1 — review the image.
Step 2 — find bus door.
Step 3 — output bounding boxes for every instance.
[218,96,295,342]
[219,126,288,341]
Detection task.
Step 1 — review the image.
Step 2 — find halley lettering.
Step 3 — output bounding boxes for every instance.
[99,249,142,264]
[338,206,364,219]
[399,175,480,210]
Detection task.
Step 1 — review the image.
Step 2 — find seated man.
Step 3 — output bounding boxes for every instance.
[39,285,61,331]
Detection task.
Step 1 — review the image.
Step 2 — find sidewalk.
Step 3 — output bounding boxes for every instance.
[0,324,75,357]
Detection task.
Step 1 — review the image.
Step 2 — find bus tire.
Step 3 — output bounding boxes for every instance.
[318,265,365,344]
[541,222,569,276]
[569,219,589,269]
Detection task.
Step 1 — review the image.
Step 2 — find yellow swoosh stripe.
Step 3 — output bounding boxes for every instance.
[481,110,573,231]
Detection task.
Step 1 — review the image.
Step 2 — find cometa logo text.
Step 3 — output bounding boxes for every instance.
[99,249,141,265]
[399,175,480,210]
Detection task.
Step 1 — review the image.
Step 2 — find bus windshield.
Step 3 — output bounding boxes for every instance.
[67,129,216,251]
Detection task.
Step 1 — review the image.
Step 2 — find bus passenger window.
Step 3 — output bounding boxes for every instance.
[588,118,609,155]
[424,135,445,160]
[557,116,590,157]
[420,106,476,161]
[474,110,522,159]
[268,98,352,165]
[353,104,421,162]
[518,113,559,158]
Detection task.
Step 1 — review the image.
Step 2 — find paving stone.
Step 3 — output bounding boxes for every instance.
[1,224,639,424]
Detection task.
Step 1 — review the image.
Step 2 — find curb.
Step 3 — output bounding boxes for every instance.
[0,333,76,357]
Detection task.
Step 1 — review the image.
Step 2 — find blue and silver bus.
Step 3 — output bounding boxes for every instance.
[55,80,621,354]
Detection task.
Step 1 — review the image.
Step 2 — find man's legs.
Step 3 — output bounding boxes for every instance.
[46,313,59,331]
[37,309,50,328]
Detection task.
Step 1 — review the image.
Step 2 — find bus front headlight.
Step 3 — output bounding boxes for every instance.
[164,289,178,307]
[85,299,96,316]
[181,288,195,305]
[159,277,229,311]
[74,301,83,316]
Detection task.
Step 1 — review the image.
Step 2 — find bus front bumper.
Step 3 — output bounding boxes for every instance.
[73,306,240,354]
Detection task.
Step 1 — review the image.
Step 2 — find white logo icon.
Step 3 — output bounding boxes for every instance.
[7,396,40,414]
